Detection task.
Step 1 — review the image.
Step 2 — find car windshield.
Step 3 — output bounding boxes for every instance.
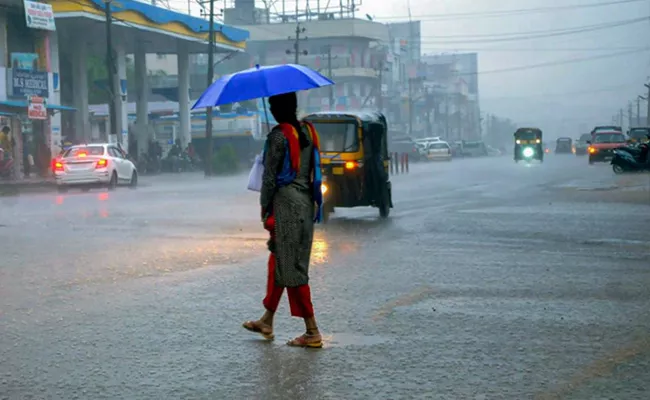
[629,129,649,139]
[429,142,449,149]
[593,134,625,143]
[311,122,358,152]
[515,131,539,140]
[578,134,591,141]
[558,138,571,142]
[63,146,105,157]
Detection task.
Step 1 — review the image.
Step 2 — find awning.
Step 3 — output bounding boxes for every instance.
[0,100,77,112]
[0,111,16,116]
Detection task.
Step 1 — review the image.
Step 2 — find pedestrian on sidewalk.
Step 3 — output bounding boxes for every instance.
[242,92,324,348]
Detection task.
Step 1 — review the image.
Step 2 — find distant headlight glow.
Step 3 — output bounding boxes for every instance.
[522,147,535,158]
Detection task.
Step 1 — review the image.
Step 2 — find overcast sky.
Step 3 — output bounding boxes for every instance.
[168,0,650,133]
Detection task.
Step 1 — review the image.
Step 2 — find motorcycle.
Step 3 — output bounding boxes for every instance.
[611,147,650,174]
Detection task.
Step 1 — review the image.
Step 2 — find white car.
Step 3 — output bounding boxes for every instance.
[425,141,452,161]
[53,143,138,192]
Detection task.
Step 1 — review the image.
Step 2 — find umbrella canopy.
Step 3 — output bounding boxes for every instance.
[192,64,334,109]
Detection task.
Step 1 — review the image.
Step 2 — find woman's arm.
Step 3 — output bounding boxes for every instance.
[260,129,286,216]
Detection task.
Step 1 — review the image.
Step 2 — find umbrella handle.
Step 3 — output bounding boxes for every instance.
[262,97,271,134]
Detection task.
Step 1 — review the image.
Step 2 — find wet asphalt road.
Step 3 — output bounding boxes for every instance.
[1,155,649,400]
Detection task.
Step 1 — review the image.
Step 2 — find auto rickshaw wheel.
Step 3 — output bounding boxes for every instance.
[379,186,391,218]
[322,206,331,224]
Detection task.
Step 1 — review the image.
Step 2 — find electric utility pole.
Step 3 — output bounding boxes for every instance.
[637,95,645,126]
[203,0,216,176]
[628,102,633,129]
[325,45,334,110]
[619,108,624,127]
[286,23,307,64]
[645,83,650,126]
[104,0,118,143]
[408,78,414,136]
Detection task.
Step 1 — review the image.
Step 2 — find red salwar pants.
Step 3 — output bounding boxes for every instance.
[262,215,314,318]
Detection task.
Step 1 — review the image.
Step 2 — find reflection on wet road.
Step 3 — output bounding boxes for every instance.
[1,156,649,399]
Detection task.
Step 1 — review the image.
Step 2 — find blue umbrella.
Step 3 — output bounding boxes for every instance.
[191,64,334,109]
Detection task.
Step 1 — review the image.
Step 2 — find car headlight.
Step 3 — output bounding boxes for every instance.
[522,147,535,158]
[321,184,328,195]
[516,140,521,144]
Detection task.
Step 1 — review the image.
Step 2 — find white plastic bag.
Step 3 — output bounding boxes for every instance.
[247,153,264,192]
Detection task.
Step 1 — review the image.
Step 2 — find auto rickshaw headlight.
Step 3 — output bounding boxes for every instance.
[516,140,521,144]
[345,161,357,170]
[321,183,328,194]
[522,147,535,158]
[535,139,541,144]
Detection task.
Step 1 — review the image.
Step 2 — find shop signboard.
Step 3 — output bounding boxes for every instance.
[10,53,39,71]
[28,96,47,120]
[9,69,49,98]
[23,0,56,31]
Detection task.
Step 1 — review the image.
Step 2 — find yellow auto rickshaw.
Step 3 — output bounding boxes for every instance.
[303,111,393,222]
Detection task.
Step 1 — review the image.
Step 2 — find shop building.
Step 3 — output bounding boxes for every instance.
[0,0,74,177]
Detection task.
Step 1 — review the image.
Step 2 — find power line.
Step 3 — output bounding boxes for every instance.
[461,47,650,76]
[415,16,649,44]
[375,0,645,21]
[481,82,641,100]
[417,16,648,40]
[421,46,648,52]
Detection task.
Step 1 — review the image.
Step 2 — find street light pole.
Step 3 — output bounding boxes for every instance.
[645,83,650,126]
[204,0,215,176]
[104,0,118,143]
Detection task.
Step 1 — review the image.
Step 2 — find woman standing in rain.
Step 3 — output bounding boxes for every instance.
[243,92,324,348]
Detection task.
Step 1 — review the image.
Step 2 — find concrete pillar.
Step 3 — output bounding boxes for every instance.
[0,12,7,69]
[134,40,148,155]
[114,43,129,152]
[71,38,90,142]
[177,41,191,147]
[48,31,62,156]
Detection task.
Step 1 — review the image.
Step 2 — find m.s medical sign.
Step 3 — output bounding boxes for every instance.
[9,69,49,98]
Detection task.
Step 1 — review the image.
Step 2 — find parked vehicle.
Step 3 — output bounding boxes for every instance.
[53,143,138,192]
[611,143,650,174]
[424,141,452,161]
[462,141,488,157]
[390,138,422,162]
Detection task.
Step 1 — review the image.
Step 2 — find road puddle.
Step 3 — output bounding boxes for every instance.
[324,332,390,348]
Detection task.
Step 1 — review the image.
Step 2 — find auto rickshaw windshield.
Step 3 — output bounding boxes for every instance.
[515,131,539,140]
[311,121,359,152]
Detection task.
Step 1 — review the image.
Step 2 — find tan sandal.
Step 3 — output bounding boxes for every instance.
[287,333,323,348]
[242,320,275,340]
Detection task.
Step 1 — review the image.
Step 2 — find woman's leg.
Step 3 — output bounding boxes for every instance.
[243,253,283,339]
[286,285,322,348]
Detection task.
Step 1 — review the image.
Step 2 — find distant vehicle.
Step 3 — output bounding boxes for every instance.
[461,141,488,157]
[627,127,650,143]
[591,125,622,135]
[587,131,627,164]
[53,143,138,192]
[555,137,573,154]
[514,127,543,163]
[390,138,422,162]
[574,133,591,155]
[424,141,452,161]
